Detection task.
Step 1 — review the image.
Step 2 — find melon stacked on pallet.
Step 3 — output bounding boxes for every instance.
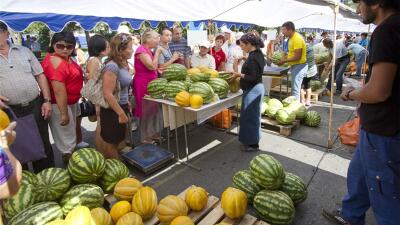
[230,154,308,225]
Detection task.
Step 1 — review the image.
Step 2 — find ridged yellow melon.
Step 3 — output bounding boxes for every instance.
[116,212,143,225]
[189,95,203,109]
[0,109,10,130]
[221,187,248,219]
[131,186,158,220]
[156,195,188,224]
[170,216,194,225]
[110,201,132,223]
[176,91,190,107]
[114,178,143,201]
[185,185,208,211]
[90,208,112,225]
[187,68,201,75]
[65,206,91,225]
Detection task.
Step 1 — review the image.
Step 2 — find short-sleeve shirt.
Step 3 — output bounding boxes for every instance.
[210,47,226,71]
[190,53,216,69]
[0,43,43,105]
[347,44,367,58]
[330,40,348,59]
[158,46,173,65]
[287,32,306,65]
[42,54,84,105]
[359,39,369,48]
[359,13,400,136]
[103,61,132,105]
[169,38,191,60]
[0,147,13,185]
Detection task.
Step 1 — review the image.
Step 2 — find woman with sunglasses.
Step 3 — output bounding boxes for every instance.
[41,32,84,163]
[229,33,265,152]
[100,33,133,158]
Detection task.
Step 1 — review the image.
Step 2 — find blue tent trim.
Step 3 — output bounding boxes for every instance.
[0,11,253,32]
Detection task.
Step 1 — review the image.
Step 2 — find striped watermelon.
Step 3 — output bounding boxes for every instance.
[35,168,71,202]
[184,77,192,90]
[305,110,321,127]
[60,184,104,215]
[208,78,229,99]
[147,78,168,99]
[231,170,261,203]
[190,72,210,82]
[218,72,232,81]
[250,154,286,190]
[21,170,39,186]
[165,81,186,99]
[164,63,187,81]
[98,159,130,193]
[253,190,295,225]
[3,183,36,220]
[68,148,106,183]
[281,172,308,205]
[189,82,214,104]
[8,201,63,225]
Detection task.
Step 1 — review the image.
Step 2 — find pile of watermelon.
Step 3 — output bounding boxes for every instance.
[5,148,130,224]
[231,154,308,225]
[147,64,233,107]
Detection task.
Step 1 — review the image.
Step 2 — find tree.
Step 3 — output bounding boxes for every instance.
[23,22,50,51]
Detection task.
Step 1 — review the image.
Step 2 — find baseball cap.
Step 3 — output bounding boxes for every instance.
[221,26,232,34]
[235,32,244,40]
[199,40,210,48]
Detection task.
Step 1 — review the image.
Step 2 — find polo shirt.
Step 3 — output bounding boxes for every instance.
[190,53,216,69]
[287,32,306,65]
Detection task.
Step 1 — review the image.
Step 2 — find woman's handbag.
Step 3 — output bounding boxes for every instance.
[6,108,47,164]
[79,98,96,118]
[81,66,120,108]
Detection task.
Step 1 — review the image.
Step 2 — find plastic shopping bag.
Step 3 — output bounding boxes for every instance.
[338,117,360,146]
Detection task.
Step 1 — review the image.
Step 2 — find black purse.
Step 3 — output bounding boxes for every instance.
[79,98,96,118]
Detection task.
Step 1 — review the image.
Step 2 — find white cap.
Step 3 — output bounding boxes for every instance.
[199,40,211,48]
[262,30,268,35]
[235,32,244,40]
[221,26,232,34]
[117,25,130,34]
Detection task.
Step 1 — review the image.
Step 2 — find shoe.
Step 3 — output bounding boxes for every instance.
[76,141,90,149]
[241,144,260,152]
[335,90,342,96]
[322,209,353,225]
[62,153,72,164]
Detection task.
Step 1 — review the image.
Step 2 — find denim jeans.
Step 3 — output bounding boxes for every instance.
[290,63,308,100]
[326,55,350,92]
[356,50,368,76]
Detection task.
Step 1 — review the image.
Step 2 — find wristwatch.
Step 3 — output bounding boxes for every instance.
[43,98,51,103]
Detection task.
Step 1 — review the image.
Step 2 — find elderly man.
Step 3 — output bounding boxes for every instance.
[0,21,54,173]
[190,41,215,69]
[169,26,191,68]
[221,27,237,72]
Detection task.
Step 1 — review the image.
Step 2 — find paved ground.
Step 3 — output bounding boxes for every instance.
[49,95,377,225]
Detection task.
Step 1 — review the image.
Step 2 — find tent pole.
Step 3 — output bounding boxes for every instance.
[327,4,339,150]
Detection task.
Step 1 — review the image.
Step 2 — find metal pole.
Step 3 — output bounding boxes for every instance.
[327,4,339,149]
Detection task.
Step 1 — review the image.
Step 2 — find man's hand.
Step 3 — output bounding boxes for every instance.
[118,112,129,124]
[0,96,9,108]
[341,86,355,101]
[41,102,52,120]
[60,113,70,126]
[276,59,286,66]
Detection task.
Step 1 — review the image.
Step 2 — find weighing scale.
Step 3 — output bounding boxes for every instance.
[121,144,174,174]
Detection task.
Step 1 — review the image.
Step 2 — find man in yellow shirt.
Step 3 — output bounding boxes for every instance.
[277,21,308,100]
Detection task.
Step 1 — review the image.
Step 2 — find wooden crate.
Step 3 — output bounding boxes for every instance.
[105,186,269,225]
[310,88,324,103]
[260,116,300,137]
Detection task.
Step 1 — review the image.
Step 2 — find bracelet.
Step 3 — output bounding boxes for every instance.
[43,97,51,103]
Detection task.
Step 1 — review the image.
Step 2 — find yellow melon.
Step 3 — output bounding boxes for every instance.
[170,216,194,225]
[0,109,10,131]
[110,201,132,223]
[185,185,208,211]
[156,195,188,224]
[90,208,112,225]
[65,206,91,225]
[221,187,247,219]
[175,91,191,107]
[187,68,201,75]
[189,95,203,109]
[131,186,158,220]
[116,212,143,225]
[114,178,143,201]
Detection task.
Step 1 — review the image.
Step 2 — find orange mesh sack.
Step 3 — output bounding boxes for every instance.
[338,117,360,146]
[211,109,232,129]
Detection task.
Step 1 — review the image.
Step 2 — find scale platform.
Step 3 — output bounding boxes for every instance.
[121,144,174,174]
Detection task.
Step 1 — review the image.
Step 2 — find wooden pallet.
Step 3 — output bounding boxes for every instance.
[310,88,324,103]
[105,187,269,225]
[260,116,300,137]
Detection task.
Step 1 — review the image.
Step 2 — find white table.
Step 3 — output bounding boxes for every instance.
[144,91,243,170]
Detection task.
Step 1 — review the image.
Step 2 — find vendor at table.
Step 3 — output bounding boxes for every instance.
[230,33,265,151]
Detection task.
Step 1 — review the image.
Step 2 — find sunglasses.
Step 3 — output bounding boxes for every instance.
[55,43,74,50]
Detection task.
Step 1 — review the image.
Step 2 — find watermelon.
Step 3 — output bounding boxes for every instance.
[60,184,104,215]
[253,190,295,225]
[261,102,269,115]
[165,81,187,99]
[68,148,106,183]
[190,72,210,82]
[263,96,270,104]
[287,101,307,120]
[310,80,322,92]
[250,154,285,190]
[281,172,308,205]
[8,202,63,225]
[276,108,296,125]
[305,110,321,127]
[21,170,39,186]
[147,78,168,99]
[35,168,71,202]
[282,96,299,107]
[231,170,261,203]
[164,63,187,81]
[184,77,192,90]
[189,82,215,104]
[98,159,130,193]
[314,52,330,64]
[218,72,232,81]
[208,78,229,99]
[271,52,289,67]
[3,183,36,220]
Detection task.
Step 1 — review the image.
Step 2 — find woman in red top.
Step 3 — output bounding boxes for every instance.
[210,35,226,71]
[41,32,83,163]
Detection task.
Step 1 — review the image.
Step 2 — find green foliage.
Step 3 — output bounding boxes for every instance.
[23,22,50,51]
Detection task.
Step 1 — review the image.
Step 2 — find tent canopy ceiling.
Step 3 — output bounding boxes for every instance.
[0,0,370,32]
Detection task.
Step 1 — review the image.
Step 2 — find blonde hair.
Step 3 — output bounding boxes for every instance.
[141,29,159,44]
[106,33,132,68]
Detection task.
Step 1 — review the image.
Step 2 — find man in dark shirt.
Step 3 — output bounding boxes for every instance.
[323,0,400,225]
